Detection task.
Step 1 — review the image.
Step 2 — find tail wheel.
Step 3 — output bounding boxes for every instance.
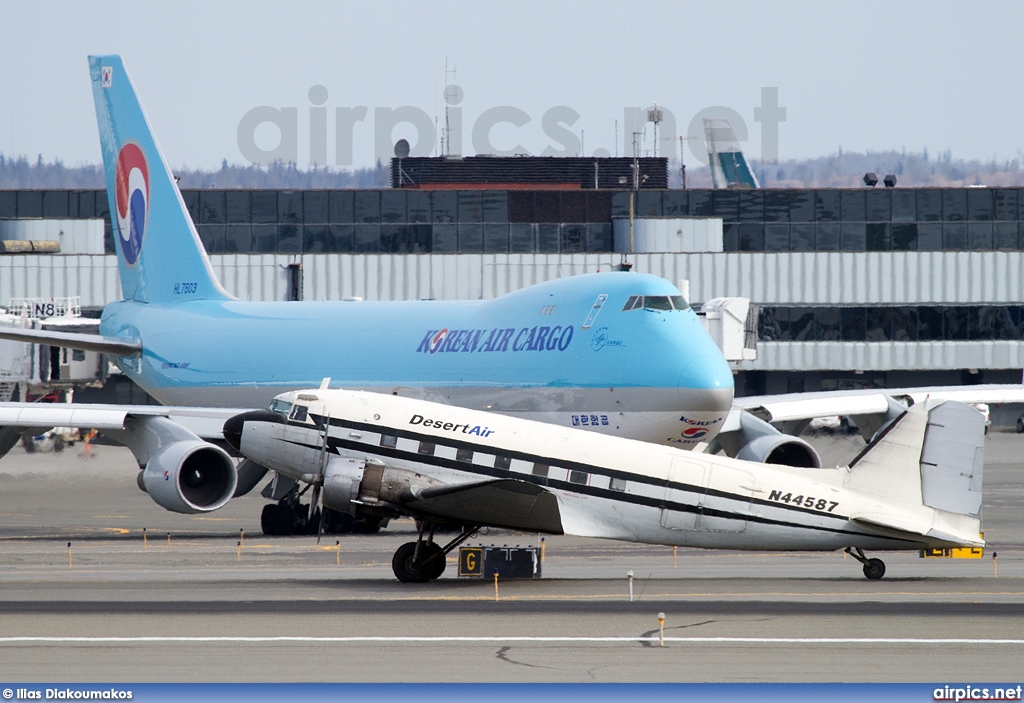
[863,558,886,580]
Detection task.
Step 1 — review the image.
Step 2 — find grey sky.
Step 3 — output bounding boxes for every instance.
[1,1,1021,171]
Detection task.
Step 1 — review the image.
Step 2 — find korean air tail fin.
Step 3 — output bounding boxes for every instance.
[845,399,984,547]
[88,55,232,304]
[705,118,759,189]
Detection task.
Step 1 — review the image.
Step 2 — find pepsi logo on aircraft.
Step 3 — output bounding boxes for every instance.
[114,142,149,266]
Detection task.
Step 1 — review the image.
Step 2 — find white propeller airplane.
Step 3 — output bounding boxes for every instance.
[223,381,986,582]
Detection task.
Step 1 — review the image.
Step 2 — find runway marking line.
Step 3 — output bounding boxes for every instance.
[0,636,1023,645]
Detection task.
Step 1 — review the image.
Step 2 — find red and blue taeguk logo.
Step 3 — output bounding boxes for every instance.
[114,142,149,266]
[682,427,709,440]
[428,328,449,354]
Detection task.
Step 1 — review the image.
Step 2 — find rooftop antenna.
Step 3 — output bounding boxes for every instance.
[648,105,663,157]
[443,58,457,157]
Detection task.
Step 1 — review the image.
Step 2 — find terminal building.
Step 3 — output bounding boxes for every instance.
[2,156,1024,415]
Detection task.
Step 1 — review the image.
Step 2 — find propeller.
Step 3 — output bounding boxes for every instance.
[309,413,330,544]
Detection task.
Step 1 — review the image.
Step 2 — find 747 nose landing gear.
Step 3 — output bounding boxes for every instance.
[845,547,886,580]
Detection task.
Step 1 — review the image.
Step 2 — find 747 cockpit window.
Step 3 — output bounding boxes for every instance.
[622,295,689,312]
[269,399,293,415]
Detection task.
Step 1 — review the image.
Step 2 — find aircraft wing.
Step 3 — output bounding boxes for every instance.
[733,384,1024,425]
[401,478,563,534]
[0,326,141,357]
[0,402,251,443]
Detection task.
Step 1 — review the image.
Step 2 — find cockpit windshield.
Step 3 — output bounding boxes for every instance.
[622,295,689,312]
[268,398,293,416]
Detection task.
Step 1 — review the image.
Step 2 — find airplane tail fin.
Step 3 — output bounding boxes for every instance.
[704,118,759,189]
[88,56,231,304]
[844,399,984,547]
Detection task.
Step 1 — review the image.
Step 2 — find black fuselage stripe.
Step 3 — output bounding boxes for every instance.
[308,413,849,524]
[287,419,911,544]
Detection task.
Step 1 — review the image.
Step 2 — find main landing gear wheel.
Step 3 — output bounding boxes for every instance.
[863,558,886,580]
[845,547,886,580]
[392,542,438,583]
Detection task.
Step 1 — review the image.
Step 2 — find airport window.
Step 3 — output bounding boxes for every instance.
[636,191,662,218]
[303,191,330,224]
[42,190,69,218]
[289,405,308,422]
[915,189,942,222]
[352,224,381,252]
[17,190,42,218]
[95,194,110,220]
[251,224,277,252]
[483,223,510,253]
[790,223,814,251]
[74,191,98,219]
[890,189,916,222]
[586,223,613,252]
[994,222,1018,250]
[609,477,627,492]
[407,190,431,223]
[788,191,815,223]
[865,189,891,221]
[510,223,535,252]
[561,224,585,253]
[225,191,251,223]
[277,224,301,253]
[865,223,890,251]
[329,190,354,223]
[181,190,201,223]
[482,191,508,223]
[943,189,967,222]
[458,224,483,252]
[353,190,380,223]
[0,191,16,218]
[380,190,406,223]
[457,191,483,223]
[891,308,916,341]
[199,225,225,254]
[537,223,560,252]
[840,307,866,341]
[968,189,993,221]
[765,224,789,251]
[840,222,866,250]
[917,223,943,250]
[509,191,535,222]
[738,223,764,251]
[662,190,687,217]
[815,309,840,341]
[456,447,474,463]
[250,191,277,223]
[586,192,612,222]
[688,190,714,217]
[815,223,841,250]
[891,223,918,250]
[814,190,840,222]
[714,191,739,221]
[568,470,589,485]
[418,441,435,456]
[494,456,512,470]
[994,189,1018,221]
[380,434,398,449]
[431,191,457,223]
[737,191,763,222]
[302,225,330,253]
[840,190,865,221]
[432,225,458,252]
[380,224,406,253]
[532,463,549,477]
[943,222,968,250]
[764,191,789,222]
[200,191,225,224]
[968,222,993,251]
[224,224,253,253]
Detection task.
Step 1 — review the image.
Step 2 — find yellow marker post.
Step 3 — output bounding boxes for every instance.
[658,612,665,648]
[627,570,634,602]
[143,527,147,549]
[493,570,500,602]
[993,551,998,577]
[336,540,341,566]
[67,542,72,568]
[240,529,244,548]
[167,532,171,550]
[673,546,677,569]
[540,537,545,565]
[237,540,242,561]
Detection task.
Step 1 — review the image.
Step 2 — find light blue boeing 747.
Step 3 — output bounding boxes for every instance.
[0,56,734,533]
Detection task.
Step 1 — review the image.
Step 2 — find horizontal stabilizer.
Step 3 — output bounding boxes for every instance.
[403,479,563,533]
[850,514,984,549]
[0,326,141,357]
